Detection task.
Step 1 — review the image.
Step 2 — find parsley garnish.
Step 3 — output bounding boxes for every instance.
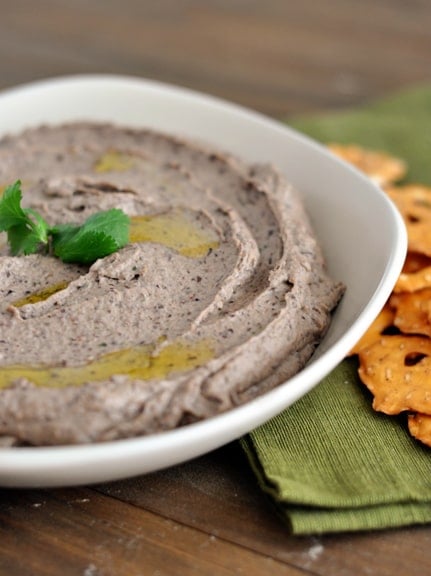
[0,181,130,264]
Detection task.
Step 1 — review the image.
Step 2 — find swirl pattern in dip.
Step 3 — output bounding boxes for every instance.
[0,123,344,445]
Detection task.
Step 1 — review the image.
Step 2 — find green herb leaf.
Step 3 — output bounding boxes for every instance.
[0,180,27,228]
[0,181,130,264]
[52,209,130,264]
[8,222,45,255]
[0,181,50,255]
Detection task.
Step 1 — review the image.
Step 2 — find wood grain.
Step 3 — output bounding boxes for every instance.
[97,443,431,576]
[2,445,431,575]
[0,485,305,576]
[0,0,430,116]
[1,1,431,575]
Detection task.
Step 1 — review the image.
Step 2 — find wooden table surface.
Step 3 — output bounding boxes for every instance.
[1,1,431,575]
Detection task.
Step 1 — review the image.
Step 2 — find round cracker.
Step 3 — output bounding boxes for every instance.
[328,143,407,186]
[387,185,431,257]
[408,412,431,448]
[394,251,431,293]
[349,304,395,355]
[390,288,431,337]
[358,335,431,415]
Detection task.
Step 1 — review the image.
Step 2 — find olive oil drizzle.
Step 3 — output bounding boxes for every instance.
[0,339,214,389]
[129,211,219,258]
[94,150,136,173]
[11,282,70,308]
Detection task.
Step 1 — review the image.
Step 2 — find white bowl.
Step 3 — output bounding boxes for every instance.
[0,75,407,487]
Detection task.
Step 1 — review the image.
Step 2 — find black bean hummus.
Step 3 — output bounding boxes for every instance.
[0,123,344,446]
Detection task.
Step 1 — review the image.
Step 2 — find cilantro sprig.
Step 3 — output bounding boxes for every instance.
[0,181,130,264]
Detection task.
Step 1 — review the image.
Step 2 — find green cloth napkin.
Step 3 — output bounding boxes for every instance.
[241,85,431,535]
